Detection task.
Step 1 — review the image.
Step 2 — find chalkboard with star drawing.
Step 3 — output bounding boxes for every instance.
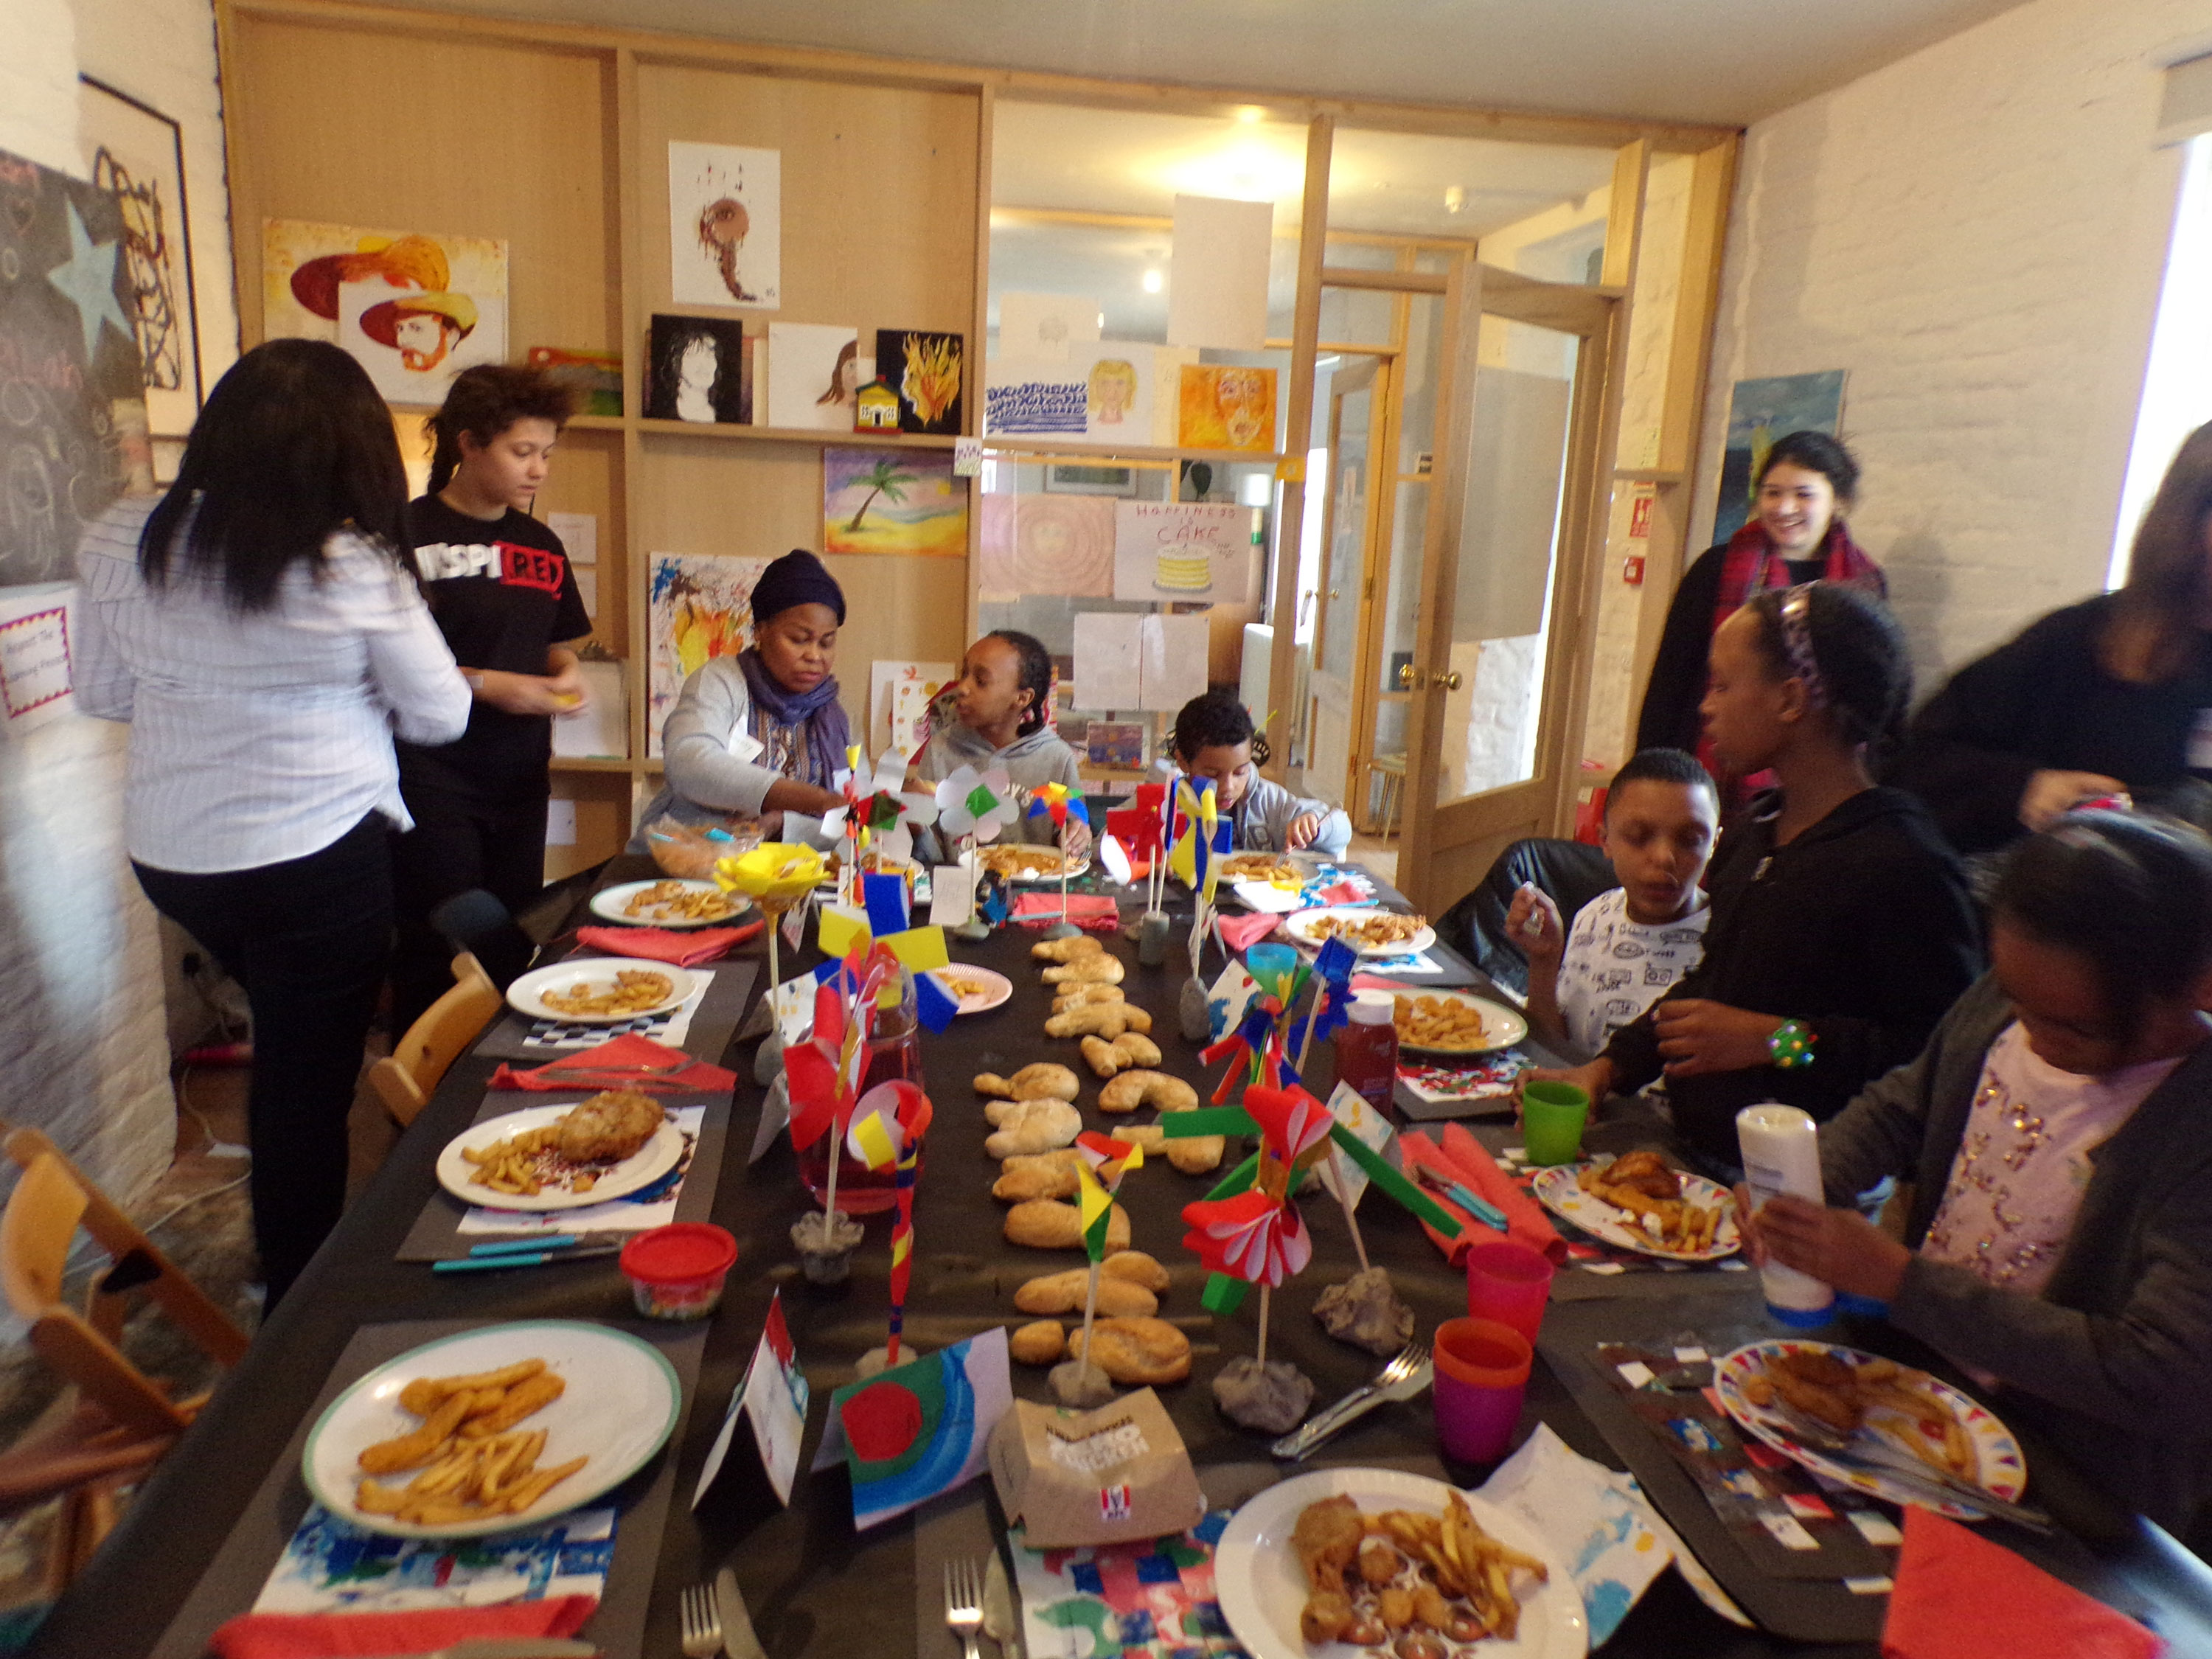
[0,145,153,588]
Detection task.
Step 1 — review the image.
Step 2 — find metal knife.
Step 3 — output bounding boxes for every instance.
[716,1564,768,1659]
[981,1548,1022,1659]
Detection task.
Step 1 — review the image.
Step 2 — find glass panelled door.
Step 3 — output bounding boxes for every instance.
[1304,358,1380,810]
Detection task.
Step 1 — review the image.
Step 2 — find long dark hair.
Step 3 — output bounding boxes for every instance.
[139,338,409,611]
[423,364,576,495]
[1994,810,2212,1039]
[1740,582,1911,754]
[2106,421,2212,684]
[987,630,1054,736]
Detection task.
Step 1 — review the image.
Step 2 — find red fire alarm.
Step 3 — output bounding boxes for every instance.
[1621,553,1646,586]
[1629,494,1655,538]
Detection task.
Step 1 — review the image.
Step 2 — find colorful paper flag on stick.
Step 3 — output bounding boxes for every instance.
[913,969,959,1034]
[863,871,910,938]
[1074,1160,1116,1263]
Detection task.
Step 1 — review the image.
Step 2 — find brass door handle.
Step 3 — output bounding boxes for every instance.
[1397,663,1422,689]
[1436,669,1463,691]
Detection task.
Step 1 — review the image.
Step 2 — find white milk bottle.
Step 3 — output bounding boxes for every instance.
[1735,1103,1835,1327]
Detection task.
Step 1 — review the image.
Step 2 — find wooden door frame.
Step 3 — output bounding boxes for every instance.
[1397,257,1621,912]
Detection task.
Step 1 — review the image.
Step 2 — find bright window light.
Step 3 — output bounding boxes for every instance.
[2112,135,2212,588]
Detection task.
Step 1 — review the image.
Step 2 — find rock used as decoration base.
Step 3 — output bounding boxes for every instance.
[1312,1266,1416,1357]
[1212,1354,1315,1434]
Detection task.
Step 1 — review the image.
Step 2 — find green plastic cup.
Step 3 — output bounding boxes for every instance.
[1521,1082,1590,1166]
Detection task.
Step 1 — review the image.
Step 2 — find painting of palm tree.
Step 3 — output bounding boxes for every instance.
[823,448,968,557]
[843,457,916,532]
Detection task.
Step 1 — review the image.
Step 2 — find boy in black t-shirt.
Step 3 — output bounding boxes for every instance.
[391,365,591,1036]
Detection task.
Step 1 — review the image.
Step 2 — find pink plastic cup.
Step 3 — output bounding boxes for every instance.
[1433,1317,1533,1464]
[1464,1238,1555,1345]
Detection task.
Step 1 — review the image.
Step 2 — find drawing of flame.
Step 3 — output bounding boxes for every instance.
[901,335,961,425]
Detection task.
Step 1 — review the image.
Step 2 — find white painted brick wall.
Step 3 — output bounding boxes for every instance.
[0,0,234,1208]
[1692,0,2212,692]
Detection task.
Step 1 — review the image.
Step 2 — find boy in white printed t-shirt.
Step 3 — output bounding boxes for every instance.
[1507,749,1719,1058]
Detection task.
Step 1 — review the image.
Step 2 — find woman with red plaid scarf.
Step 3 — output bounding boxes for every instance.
[1637,431,1885,811]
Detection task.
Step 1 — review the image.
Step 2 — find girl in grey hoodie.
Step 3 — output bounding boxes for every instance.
[915,630,1090,854]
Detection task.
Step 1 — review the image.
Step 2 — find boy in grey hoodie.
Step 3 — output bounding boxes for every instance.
[1170,689,1350,858]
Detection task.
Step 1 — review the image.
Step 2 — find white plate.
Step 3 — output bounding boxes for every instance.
[1713,1340,2028,1519]
[1528,1162,1740,1261]
[1390,990,1530,1057]
[1283,905,1437,959]
[1214,1467,1586,1659]
[302,1321,681,1539]
[588,879,752,930]
[980,852,1091,885]
[434,1102,686,1213]
[506,961,697,1025]
[929,965,1012,1015]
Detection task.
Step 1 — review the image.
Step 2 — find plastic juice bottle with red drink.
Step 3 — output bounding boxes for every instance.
[796,981,925,1214]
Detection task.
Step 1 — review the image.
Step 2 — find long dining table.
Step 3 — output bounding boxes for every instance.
[32,853,2212,1658]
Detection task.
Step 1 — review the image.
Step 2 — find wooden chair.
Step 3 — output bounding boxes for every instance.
[0,1127,250,1591]
[369,951,501,1128]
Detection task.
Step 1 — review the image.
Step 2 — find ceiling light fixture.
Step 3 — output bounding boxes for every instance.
[1444,185,1467,215]
[1141,268,1164,294]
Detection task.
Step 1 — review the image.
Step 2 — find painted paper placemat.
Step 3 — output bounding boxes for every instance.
[1011,1507,1243,1659]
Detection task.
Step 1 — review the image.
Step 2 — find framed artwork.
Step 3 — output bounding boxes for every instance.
[0,142,153,586]
[647,552,771,755]
[668,142,780,310]
[80,77,201,439]
[872,329,963,434]
[823,448,968,558]
[1175,364,1277,453]
[263,219,509,408]
[1712,371,1846,543]
[1041,463,1140,497]
[644,316,751,424]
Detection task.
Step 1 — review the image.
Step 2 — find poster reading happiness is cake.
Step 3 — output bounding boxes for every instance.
[1111,501,1253,602]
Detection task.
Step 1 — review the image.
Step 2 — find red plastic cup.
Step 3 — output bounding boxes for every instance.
[1464,1238,1555,1344]
[619,1222,737,1321]
[1432,1317,1533,1464]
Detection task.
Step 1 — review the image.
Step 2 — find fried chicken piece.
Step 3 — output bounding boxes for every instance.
[1602,1150,1682,1201]
[1292,1494,1366,1594]
[1767,1349,1864,1433]
[556,1089,665,1164]
[1299,1590,1354,1644]
[1377,1585,1416,1630]
[1357,1540,1400,1586]
[1412,1585,1454,1631]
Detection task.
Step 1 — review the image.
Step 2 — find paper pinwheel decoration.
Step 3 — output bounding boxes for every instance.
[1133,781,1169,855]
[1026,779,1090,833]
[1168,780,1232,900]
[932,764,1018,844]
[1178,1082,1338,1289]
[824,749,940,867]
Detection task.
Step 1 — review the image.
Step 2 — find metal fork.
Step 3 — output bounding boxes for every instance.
[680,1581,723,1658]
[1764,1397,2053,1530]
[1272,1341,1433,1461]
[944,1557,986,1659]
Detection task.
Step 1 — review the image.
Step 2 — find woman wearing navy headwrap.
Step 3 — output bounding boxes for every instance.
[633,549,854,847]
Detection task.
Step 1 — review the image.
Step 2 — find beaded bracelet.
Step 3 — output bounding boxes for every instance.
[1768,1019,1816,1070]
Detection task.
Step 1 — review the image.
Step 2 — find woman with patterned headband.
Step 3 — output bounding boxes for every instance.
[1525,582,1983,1173]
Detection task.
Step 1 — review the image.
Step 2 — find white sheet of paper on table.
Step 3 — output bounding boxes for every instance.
[928,861,975,926]
[1167,194,1273,351]
[546,511,597,566]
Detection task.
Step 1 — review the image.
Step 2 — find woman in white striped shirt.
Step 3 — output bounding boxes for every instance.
[75,339,470,1307]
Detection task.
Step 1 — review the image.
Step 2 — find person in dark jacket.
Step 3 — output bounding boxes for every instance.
[1637,431,1885,810]
[1888,421,2212,858]
[1751,813,2212,1544]
[1528,582,1983,1171]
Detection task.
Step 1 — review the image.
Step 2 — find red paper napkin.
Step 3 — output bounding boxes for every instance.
[488,1032,736,1094]
[1399,1129,1568,1266]
[209,1593,595,1659]
[1215,911,1281,953]
[1011,892,1121,932]
[576,919,763,966]
[1882,1509,2163,1659]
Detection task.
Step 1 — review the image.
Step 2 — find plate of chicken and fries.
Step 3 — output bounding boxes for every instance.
[1528,1151,1740,1261]
[302,1320,680,1538]
[1213,1467,1585,1659]
[435,1091,684,1212]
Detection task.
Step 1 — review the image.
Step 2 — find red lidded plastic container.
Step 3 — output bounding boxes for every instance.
[619,1222,737,1321]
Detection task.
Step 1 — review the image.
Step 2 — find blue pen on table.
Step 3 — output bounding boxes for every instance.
[433,1243,623,1274]
[1411,1161,1510,1232]
[470,1235,583,1256]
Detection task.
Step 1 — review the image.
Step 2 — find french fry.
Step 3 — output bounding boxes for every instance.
[463,1371,565,1437]
[501,1455,588,1514]
[355,1478,408,1515]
